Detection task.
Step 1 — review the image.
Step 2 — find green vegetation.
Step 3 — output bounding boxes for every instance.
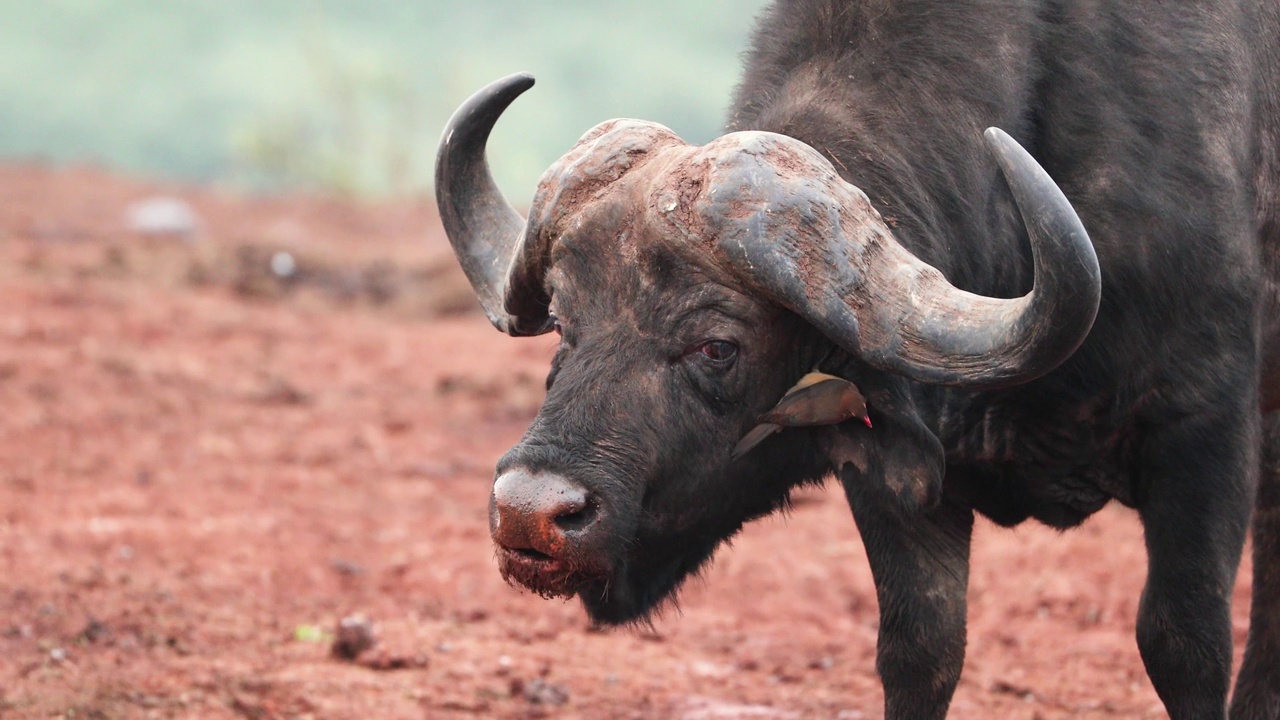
[0,1,768,197]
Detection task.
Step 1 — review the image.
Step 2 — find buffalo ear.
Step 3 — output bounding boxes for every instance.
[824,370,944,513]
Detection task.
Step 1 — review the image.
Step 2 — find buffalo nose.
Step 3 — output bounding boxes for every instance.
[490,470,597,560]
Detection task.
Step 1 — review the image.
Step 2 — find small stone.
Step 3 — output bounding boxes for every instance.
[126,197,200,239]
[78,618,110,644]
[270,251,297,278]
[690,660,733,678]
[330,559,364,577]
[519,678,569,706]
[808,656,835,670]
[331,615,377,660]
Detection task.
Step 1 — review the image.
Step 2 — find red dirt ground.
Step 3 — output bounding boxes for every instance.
[0,164,1256,719]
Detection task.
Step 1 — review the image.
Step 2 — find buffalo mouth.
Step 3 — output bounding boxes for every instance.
[494,533,720,624]
[495,546,596,599]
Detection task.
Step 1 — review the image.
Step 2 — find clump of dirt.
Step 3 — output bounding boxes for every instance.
[332,615,378,660]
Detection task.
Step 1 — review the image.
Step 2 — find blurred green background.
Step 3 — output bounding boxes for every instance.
[0,0,769,198]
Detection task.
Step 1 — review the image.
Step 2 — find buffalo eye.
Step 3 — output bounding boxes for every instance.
[688,340,739,366]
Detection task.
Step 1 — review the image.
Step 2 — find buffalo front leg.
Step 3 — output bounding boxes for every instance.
[842,467,974,720]
[1137,410,1255,720]
[1230,411,1280,720]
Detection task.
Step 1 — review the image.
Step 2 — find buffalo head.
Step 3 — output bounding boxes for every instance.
[435,74,1099,623]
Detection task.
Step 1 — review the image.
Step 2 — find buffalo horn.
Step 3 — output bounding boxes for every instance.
[435,72,548,336]
[707,128,1100,389]
[867,128,1102,386]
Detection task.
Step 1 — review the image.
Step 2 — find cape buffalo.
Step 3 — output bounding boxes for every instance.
[434,1,1280,718]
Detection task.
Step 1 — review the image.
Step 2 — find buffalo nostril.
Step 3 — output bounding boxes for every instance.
[553,500,596,532]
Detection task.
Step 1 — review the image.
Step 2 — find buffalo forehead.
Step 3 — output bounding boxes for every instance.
[530,118,686,237]
[548,232,765,336]
[536,126,837,334]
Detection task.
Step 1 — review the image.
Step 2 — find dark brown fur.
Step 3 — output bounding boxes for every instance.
[467,2,1280,718]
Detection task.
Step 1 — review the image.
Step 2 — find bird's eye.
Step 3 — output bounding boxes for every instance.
[691,340,738,365]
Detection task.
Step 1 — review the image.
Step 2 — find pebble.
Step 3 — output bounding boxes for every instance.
[515,677,569,706]
[331,615,377,660]
[125,197,201,239]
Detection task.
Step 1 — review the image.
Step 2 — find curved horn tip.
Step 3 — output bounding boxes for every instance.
[981,127,1031,168]
[439,73,536,146]
[981,125,1101,379]
[980,128,1080,217]
[488,71,536,98]
[982,126,1011,145]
